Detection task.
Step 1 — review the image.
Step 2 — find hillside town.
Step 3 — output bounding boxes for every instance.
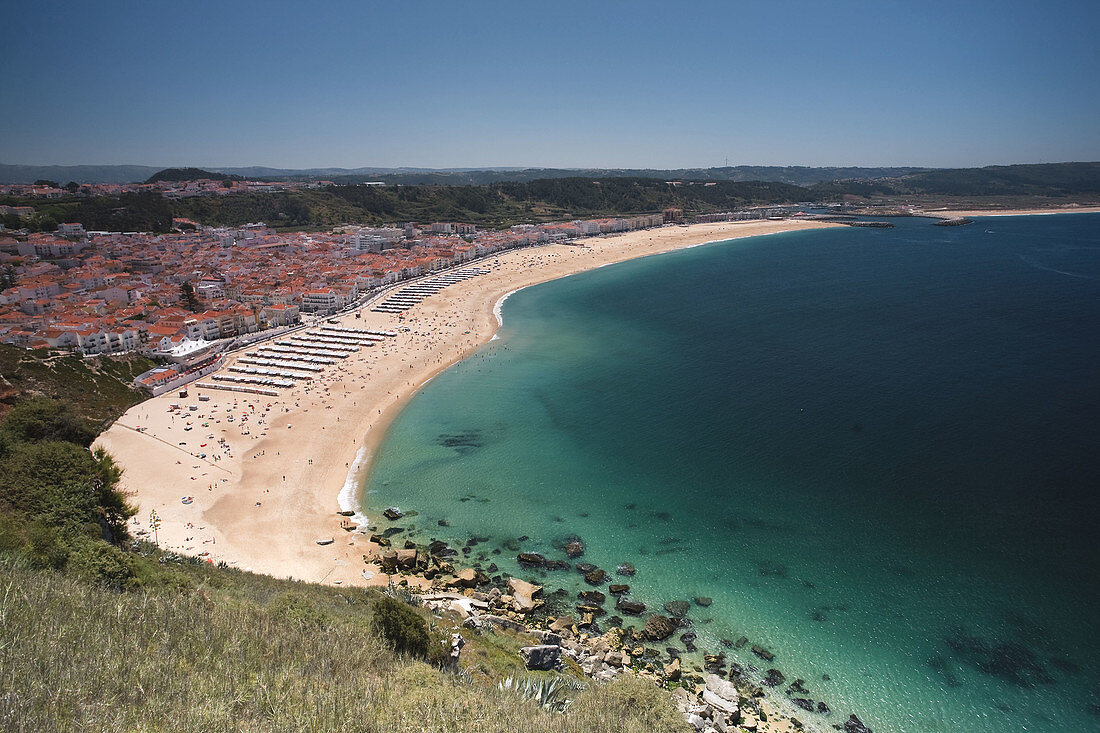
[0,212,668,381]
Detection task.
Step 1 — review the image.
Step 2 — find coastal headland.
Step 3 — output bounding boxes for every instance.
[96,219,839,587]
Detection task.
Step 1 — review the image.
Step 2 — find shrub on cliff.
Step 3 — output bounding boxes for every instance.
[372,595,447,665]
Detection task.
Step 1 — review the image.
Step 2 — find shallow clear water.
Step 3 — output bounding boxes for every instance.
[364,214,1100,732]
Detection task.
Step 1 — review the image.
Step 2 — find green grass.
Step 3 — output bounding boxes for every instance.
[0,345,154,430]
[0,557,688,732]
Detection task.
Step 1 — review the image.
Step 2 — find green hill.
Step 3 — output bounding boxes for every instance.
[145,167,244,184]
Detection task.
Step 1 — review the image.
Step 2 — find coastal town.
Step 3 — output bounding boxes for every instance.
[0,189,672,385]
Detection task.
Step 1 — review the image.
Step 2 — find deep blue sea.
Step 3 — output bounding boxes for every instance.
[364,214,1100,733]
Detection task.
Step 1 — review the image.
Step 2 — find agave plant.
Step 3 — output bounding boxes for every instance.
[498,674,583,713]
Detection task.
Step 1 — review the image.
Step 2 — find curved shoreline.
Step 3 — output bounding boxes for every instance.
[98,210,1090,585]
[96,220,841,587]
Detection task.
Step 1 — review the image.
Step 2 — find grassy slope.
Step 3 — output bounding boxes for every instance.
[0,558,688,732]
[0,358,686,732]
[0,344,154,429]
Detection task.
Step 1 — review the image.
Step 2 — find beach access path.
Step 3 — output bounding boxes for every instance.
[95,219,839,587]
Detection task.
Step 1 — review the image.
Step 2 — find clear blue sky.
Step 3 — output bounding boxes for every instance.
[2,0,1098,169]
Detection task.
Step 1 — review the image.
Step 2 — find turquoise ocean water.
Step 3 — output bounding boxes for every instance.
[364,214,1100,732]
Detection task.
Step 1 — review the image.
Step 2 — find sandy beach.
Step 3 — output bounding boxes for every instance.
[96,219,841,587]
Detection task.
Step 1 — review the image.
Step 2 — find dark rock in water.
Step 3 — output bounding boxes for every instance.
[811,607,828,623]
[403,539,417,549]
[945,628,1053,687]
[792,698,815,712]
[608,615,623,628]
[663,600,690,618]
[461,547,471,555]
[752,644,775,661]
[545,560,571,571]
[817,701,830,714]
[616,562,636,576]
[934,217,973,227]
[436,519,450,527]
[616,597,646,615]
[609,583,630,595]
[693,596,713,607]
[382,527,403,538]
[720,638,733,648]
[517,553,546,568]
[763,668,786,687]
[487,563,498,573]
[491,548,501,555]
[680,631,697,652]
[578,590,606,605]
[584,568,607,585]
[370,534,390,547]
[518,535,529,542]
[624,503,637,510]
[787,679,809,695]
[642,614,677,641]
[734,636,749,649]
[428,540,456,557]
[728,663,745,680]
[575,562,597,574]
[666,646,682,658]
[980,642,1054,687]
[383,507,404,520]
[790,718,803,730]
[502,538,520,552]
[576,603,605,617]
[564,539,585,558]
[704,653,726,672]
[465,538,478,547]
[844,714,874,733]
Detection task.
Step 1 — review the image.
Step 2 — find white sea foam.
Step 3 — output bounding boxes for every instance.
[491,287,524,340]
[337,444,370,527]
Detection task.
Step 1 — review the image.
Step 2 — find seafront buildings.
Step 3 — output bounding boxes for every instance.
[0,212,669,366]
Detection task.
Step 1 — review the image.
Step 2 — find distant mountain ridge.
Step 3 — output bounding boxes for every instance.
[1,162,930,185]
[3,163,1097,198]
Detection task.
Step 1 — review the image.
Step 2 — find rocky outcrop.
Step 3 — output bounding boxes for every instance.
[508,577,542,613]
[702,673,740,716]
[845,714,874,733]
[583,568,607,585]
[751,644,775,661]
[519,644,561,671]
[516,552,546,568]
[663,600,690,618]
[642,614,677,641]
[615,597,646,615]
[447,567,487,588]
